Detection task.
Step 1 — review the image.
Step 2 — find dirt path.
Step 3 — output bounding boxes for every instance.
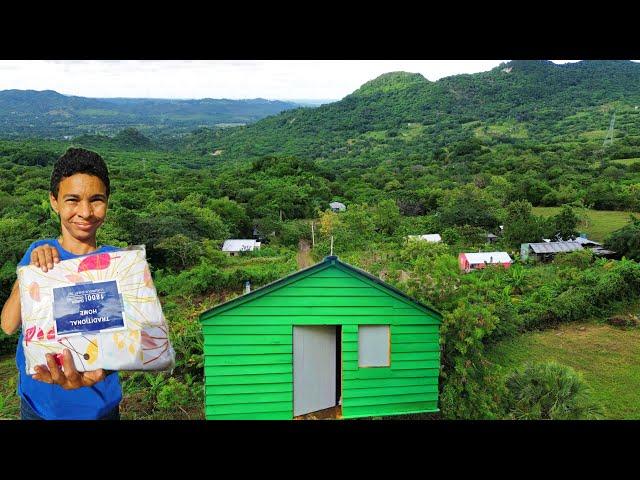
[296,239,313,269]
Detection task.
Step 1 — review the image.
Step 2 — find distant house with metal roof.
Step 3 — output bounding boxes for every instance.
[485,233,499,244]
[520,241,583,261]
[458,251,512,273]
[408,234,442,243]
[329,201,346,212]
[572,236,601,247]
[222,239,261,256]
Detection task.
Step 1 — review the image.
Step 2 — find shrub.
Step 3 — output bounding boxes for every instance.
[504,361,604,419]
[606,314,639,328]
[156,377,191,411]
[552,249,594,269]
[439,303,506,419]
[604,217,640,261]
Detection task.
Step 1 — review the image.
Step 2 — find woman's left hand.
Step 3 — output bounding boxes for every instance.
[31,349,108,389]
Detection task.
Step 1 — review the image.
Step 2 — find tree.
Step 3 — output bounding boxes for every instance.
[552,205,579,240]
[503,200,546,248]
[371,199,401,235]
[155,234,201,270]
[318,210,341,237]
[604,217,640,260]
[438,184,502,230]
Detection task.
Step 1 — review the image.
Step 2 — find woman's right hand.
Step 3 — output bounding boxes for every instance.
[30,244,60,272]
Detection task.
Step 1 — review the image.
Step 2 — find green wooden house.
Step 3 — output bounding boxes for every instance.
[199,256,442,420]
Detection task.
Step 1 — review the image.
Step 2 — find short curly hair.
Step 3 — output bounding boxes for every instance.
[50,148,111,198]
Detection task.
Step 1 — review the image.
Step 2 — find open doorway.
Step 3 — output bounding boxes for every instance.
[293,325,342,419]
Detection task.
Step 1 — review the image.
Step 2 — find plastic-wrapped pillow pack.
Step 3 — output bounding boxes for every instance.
[17,245,175,374]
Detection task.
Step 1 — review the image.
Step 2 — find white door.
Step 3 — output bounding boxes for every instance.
[293,326,336,416]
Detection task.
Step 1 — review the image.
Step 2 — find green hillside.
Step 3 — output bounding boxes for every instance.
[195,60,640,166]
[0,90,301,139]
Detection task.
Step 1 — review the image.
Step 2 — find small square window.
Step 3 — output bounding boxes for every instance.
[358,325,390,367]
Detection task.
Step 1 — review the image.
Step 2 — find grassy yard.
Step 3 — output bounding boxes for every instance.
[532,206,638,241]
[0,356,19,419]
[487,322,640,419]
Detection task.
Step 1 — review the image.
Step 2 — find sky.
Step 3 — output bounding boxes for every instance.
[0,60,585,102]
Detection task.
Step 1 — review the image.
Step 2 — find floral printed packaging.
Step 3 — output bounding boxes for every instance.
[17,245,175,374]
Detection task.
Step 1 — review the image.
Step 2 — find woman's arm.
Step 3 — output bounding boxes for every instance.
[0,280,21,335]
[1,244,60,335]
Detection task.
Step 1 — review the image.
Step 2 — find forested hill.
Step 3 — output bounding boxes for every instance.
[0,90,301,138]
[195,60,640,164]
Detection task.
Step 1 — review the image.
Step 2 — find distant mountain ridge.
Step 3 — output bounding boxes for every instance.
[0,90,302,138]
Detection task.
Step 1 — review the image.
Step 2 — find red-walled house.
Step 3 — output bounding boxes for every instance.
[458,251,512,273]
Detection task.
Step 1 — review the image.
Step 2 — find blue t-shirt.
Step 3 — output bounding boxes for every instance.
[16,238,123,420]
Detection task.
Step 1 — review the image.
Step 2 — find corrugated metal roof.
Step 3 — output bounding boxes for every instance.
[528,241,583,254]
[409,234,441,242]
[593,247,616,255]
[573,237,601,246]
[222,239,261,252]
[329,202,346,210]
[463,252,512,264]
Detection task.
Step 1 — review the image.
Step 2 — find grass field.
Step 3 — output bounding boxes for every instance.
[532,206,638,241]
[0,356,19,419]
[487,322,640,419]
[611,158,640,166]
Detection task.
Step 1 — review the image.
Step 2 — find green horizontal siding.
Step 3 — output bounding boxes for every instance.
[206,391,292,405]
[206,411,292,420]
[204,334,291,345]
[206,401,291,416]
[392,333,441,343]
[205,315,436,325]
[203,264,440,420]
[204,353,292,366]
[342,350,439,363]
[343,376,438,390]
[346,393,439,407]
[392,325,440,334]
[205,363,292,376]
[204,345,292,355]
[343,367,440,380]
[271,287,388,297]
[306,268,354,278]
[343,384,439,399]
[342,402,439,419]
[293,277,371,288]
[246,296,402,307]
[218,306,415,316]
[205,373,291,386]
[202,325,292,335]
[206,383,291,395]
[341,320,439,418]
[393,342,441,353]
[344,359,439,371]
[343,339,439,352]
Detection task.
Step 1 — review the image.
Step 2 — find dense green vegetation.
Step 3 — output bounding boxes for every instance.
[2,60,640,419]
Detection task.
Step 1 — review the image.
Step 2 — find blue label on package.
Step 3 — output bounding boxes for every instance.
[52,280,125,335]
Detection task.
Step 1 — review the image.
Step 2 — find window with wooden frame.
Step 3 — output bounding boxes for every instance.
[358,325,390,367]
